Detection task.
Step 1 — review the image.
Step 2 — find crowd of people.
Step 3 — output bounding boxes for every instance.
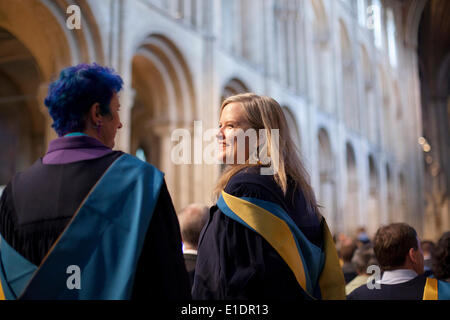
[178,202,450,300]
[332,226,450,299]
[0,63,448,301]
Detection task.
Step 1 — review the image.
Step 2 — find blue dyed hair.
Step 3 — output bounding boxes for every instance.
[44,63,123,136]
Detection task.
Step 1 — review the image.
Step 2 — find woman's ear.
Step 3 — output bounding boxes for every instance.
[89,102,101,125]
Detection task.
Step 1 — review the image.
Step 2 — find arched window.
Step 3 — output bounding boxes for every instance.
[357,0,367,27]
[340,21,358,131]
[282,106,302,152]
[379,67,392,152]
[131,34,196,210]
[240,0,258,64]
[387,8,398,67]
[371,0,383,48]
[310,0,331,112]
[361,45,375,142]
[273,0,307,93]
[221,0,237,54]
[318,128,338,233]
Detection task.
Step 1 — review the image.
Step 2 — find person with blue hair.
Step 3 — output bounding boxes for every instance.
[0,63,191,300]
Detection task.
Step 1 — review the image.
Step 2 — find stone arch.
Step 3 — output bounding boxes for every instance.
[130,33,196,210]
[0,0,103,187]
[345,141,359,235]
[404,0,428,47]
[0,35,44,185]
[282,106,302,153]
[0,0,103,81]
[318,128,338,233]
[221,77,250,103]
[74,0,106,64]
[367,155,380,235]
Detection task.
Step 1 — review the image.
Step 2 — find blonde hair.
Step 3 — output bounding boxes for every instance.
[214,93,320,216]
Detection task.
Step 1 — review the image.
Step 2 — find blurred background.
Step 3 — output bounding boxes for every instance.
[0,0,448,241]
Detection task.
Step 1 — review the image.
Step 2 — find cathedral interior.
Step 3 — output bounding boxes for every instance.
[0,0,448,240]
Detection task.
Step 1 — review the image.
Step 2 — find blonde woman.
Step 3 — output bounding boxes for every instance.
[192,93,345,300]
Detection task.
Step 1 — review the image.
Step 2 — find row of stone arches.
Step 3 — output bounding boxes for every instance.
[130,34,197,210]
[317,126,408,235]
[0,0,200,210]
[307,0,405,164]
[0,0,410,222]
[0,0,305,211]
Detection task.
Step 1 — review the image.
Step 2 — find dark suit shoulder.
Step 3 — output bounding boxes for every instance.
[347,275,427,300]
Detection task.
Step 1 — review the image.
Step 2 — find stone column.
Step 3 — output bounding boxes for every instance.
[152,122,179,209]
[286,2,296,90]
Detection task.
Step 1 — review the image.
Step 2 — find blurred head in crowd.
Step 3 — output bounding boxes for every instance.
[373,223,424,275]
[421,240,435,271]
[351,243,378,275]
[356,227,370,246]
[340,241,357,263]
[177,203,209,251]
[432,231,450,281]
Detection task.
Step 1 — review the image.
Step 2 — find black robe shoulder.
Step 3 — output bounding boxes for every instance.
[0,153,191,300]
[192,167,322,300]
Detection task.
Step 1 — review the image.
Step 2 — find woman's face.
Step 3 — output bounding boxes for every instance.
[101,92,122,148]
[217,102,251,165]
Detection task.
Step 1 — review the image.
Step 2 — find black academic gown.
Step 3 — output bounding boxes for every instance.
[192,166,323,300]
[0,152,191,300]
[184,253,197,288]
